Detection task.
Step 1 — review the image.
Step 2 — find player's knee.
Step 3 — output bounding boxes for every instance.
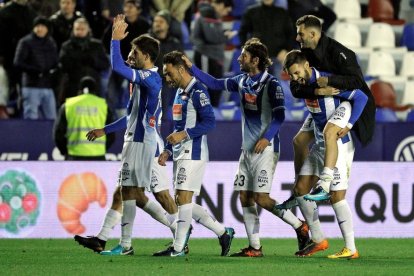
[324,124,338,142]
[111,189,122,211]
[154,190,172,205]
[253,193,269,208]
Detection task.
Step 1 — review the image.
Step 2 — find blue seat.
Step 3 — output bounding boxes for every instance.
[181,21,192,50]
[406,109,414,122]
[401,23,414,51]
[218,101,241,121]
[228,20,241,48]
[375,107,399,122]
[231,0,257,18]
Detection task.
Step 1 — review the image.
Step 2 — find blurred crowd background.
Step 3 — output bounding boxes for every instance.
[0,0,414,124]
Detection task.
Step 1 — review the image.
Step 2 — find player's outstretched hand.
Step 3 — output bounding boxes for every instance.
[86,128,105,141]
[158,151,170,166]
[112,14,128,40]
[181,55,193,69]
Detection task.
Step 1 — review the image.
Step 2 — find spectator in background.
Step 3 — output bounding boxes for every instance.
[53,76,114,160]
[76,0,111,39]
[152,0,192,22]
[13,17,58,120]
[149,9,183,120]
[100,0,123,20]
[102,0,150,117]
[59,17,109,103]
[0,0,38,117]
[29,0,60,17]
[287,0,336,32]
[191,0,235,107]
[239,0,295,78]
[49,0,83,50]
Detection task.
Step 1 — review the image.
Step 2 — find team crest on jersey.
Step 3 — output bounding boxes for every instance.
[149,116,156,128]
[244,93,258,110]
[139,70,151,80]
[258,170,268,186]
[173,104,183,121]
[177,167,187,185]
[198,91,210,106]
[305,99,322,113]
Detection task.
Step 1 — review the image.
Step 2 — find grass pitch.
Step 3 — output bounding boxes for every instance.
[1,238,413,275]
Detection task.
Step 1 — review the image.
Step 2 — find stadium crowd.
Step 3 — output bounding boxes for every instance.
[1,0,412,122]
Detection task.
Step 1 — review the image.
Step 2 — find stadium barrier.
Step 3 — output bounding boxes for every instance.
[1,161,413,238]
[1,120,413,161]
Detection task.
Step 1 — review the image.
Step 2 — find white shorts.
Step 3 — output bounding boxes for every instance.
[148,157,170,193]
[299,101,354,190]
[234,150,279,193]
[327,101,351,128]
[173,160,206,196]
[118,142,156,188]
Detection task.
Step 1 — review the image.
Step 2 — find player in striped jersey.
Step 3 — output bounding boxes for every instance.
[281,50,366,259]
[154,51,235,257]
[182,38,310,257]
[81,15,162,255]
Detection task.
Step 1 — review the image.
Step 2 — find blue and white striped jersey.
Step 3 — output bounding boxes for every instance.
[166,77,215,161]
[224,71,285,152]
[104,40,162,146]
[306,68,368,146]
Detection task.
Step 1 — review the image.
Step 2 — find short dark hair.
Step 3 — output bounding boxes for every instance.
[243,38,272,71]
[163,51,189,70]
[131,34,160,63]
[296,15,322,31]
[283,50,308,71]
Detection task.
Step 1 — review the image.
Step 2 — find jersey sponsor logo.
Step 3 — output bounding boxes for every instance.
[139,70,151,80]
[305,99,322,113]
[177,167,187,185]
[258,170,269,186]
[173,104,183,121]
[244,93,258,110]
[394,136,414,161]
[149,116,156,128]
[199,92,210,107]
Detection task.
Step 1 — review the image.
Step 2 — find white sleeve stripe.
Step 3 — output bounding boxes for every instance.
[349,90,356,99]
[132,69,136,82]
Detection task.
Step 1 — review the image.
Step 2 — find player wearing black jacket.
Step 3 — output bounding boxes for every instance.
[292,15,375,146]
